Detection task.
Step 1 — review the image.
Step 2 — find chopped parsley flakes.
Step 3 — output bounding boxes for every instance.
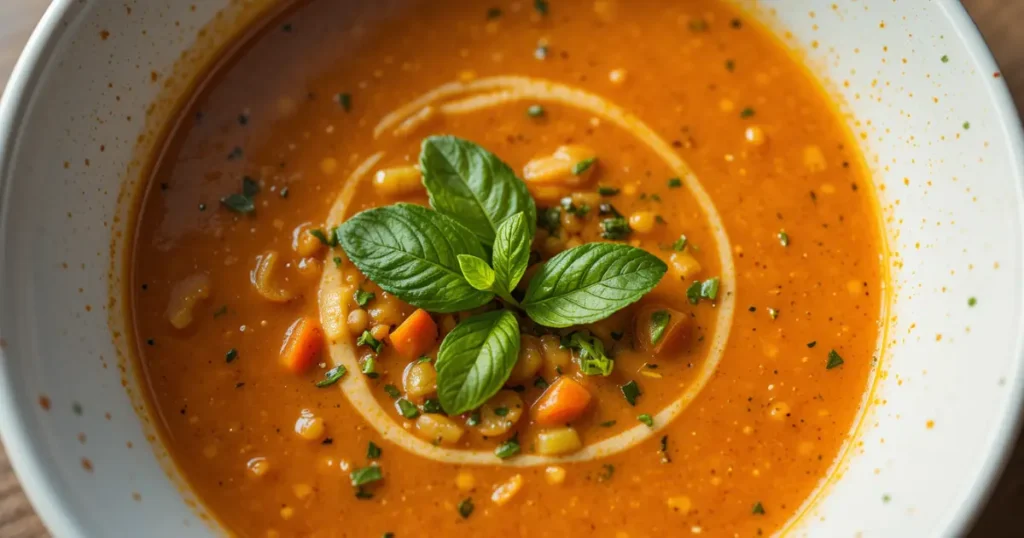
[621,380,641,406]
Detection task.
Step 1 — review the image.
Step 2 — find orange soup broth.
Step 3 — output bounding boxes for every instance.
[130,1,883,536]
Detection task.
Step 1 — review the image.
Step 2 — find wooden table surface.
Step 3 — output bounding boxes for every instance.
[1,1,1024,536]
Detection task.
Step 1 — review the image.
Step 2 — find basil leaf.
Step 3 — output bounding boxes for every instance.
[492,212,531,292]
[337,203,493,313]
[457,254,496,292]
[435,310,521,415]
[522,243,668,328]
[420,136,536,246]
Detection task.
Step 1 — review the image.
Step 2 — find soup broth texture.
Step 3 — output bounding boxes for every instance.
[129,1,883,536]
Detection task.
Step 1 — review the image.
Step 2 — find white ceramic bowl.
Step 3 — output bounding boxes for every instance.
[0,1,1021,536]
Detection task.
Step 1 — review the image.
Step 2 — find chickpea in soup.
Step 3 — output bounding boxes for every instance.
[129,0,884,536]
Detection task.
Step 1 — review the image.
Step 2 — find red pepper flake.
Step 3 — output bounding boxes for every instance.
[38,395,51,411]
[994,72,1002,78]
[81,458,94,472]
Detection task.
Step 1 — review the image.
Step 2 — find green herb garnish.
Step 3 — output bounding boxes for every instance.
[316,365,347,388]
[458,497,475,519]
[667,177,682,188]
[337,92,352,112]
[740,107,756,118]
[367,441,382,459]
[638,414,654,427]
[397,399,420,419]
[357,331,384,354]
[649,310,671,345]
[968,297,978,307]
[778,230,790,247]
[598,186,620,196]
[422,399,443,414]
[534,0,549,15]
[686,277,720,304]
[598,464,615,481]
[621,380,641,406]
[752,502,765,515]
[768,307,779,320]
[309,229,332,246]
[220,194,254,214]
[220,177,260,214]
[350,465,382,487]
[383,384,401,399]
[671,235,688,251]
[600,217,631,240]
[527,104,545,117]
[826,349,845,369]
[495,435,521,459]
[571,157,596,175]
[362,355,378,378]
[225,348,238,363]
[565,332,614,376]
[354,288,375,307]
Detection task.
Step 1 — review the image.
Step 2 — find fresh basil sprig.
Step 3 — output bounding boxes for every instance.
[339,137,672,416]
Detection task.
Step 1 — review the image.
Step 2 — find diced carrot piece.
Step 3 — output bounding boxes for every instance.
[280,317,324,375]
[531,377,592,426]
[389,309,438,359]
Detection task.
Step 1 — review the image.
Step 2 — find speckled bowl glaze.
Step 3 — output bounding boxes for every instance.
[0,1,1020,536]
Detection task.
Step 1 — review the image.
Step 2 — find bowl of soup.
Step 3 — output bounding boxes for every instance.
[0,0,1021,536]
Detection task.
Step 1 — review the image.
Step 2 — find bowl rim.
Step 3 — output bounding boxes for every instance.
[0,1,1021,537]
[0,1,93,536]
[929,1,1024,534]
